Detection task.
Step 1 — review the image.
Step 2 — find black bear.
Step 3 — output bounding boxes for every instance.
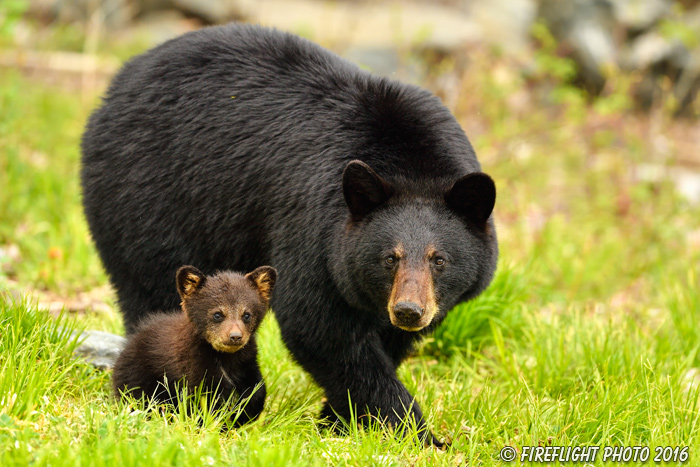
[82,23,498,446]
[112,265,276,427]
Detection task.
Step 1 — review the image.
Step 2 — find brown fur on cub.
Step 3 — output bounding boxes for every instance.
[112,265,276,426]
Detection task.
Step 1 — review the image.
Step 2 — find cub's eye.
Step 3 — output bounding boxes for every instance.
[434,257,446,267]
[385,255,397,266]
[242,312,252,323]
[212,312,224,322]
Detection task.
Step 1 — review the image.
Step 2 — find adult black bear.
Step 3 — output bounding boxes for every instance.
[82,24,497,446]
[113,265,276,427]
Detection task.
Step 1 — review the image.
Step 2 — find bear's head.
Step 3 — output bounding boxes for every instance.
[335,160,497,332]
[176,265,277,352]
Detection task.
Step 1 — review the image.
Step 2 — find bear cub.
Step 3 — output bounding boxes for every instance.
[112,265,276,426]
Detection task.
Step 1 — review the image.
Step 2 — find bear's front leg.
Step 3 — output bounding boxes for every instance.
[274,282,445,447]
[307,330,443,447]
[319,378,443,447]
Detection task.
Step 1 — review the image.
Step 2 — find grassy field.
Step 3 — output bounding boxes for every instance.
[2,18,700,466]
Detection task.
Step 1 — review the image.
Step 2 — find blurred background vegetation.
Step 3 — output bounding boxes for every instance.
[1,1,700,464]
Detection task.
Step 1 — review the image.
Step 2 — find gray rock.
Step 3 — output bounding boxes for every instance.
[466,0,537,53]
[622,5,700,113]
[246,0,484,53]
[624,31,687,69]
[343,46,423,84]
[129,9,195,45]
[609,0,670,31]
[537,0,618,93]
[170,0,249,23]
[634,164,700,205]
[535,0,699,112]
[28,0,251,28]
[73,330,126,370]
[28,0,135,28]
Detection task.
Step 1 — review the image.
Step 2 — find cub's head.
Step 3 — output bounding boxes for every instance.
[336,160,497,332]
[176,265,277,353]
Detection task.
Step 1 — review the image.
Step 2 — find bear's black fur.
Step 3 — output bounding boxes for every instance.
[82,24,498,446]
[112,265,276,426]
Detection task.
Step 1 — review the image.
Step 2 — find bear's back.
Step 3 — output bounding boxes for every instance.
[84,23,477,187]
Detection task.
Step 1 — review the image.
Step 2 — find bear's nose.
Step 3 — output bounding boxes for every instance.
[393,301,424,323]
[229,331,243,345]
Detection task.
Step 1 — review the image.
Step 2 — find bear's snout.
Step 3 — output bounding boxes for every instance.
[229,330,243,345]
[393,301,424,325]
[387,261,438,331]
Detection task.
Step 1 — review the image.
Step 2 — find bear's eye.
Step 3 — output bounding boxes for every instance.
[242,312,252,323]
[385,255,397,267]
[212,312,224,322]
[433,257,446,267]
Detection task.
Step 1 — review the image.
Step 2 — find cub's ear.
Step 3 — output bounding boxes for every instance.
[445,172,496,226]
[246,266,278,303]
[176,266,207,299]
[343,160,394,221]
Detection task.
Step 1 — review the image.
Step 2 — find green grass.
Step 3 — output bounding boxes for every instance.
[2,21,700,466]
[3,276,700,465]
[0,71,105,293]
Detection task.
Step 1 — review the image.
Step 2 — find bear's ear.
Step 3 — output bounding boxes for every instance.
[343,160,394,221]
[176,266,207,299]
[445,172,496,226]
[246,266,277,303]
